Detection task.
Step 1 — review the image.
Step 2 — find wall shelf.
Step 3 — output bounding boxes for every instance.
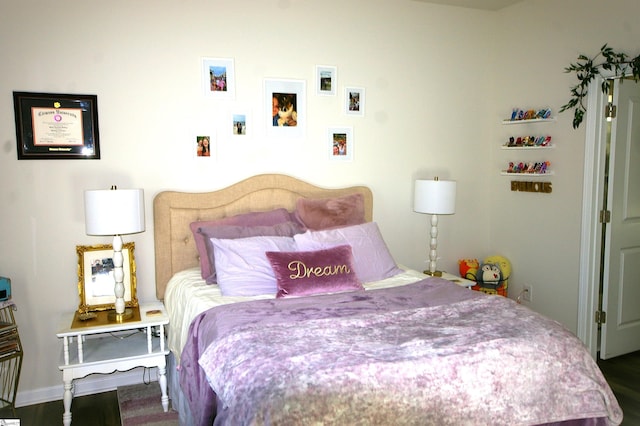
[501,171,554,177]
[502,144,555,150]
[502,117,556,125]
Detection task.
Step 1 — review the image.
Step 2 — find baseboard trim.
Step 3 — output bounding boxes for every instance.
[15,367,159,408]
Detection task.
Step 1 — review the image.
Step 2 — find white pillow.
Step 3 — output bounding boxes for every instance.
[210,235,297,296]
[294,222,403,283]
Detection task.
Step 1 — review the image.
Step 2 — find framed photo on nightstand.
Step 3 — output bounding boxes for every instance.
[76,243,138,313]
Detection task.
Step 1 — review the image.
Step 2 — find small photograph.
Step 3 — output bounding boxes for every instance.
[265,79,306,138]
[202,57,235,99]
[316,65,337,96]
[328,126,353,161]
[233,114,247,136]
[196,135,212,157]
[344,87,365,116]
[272,93,298,127]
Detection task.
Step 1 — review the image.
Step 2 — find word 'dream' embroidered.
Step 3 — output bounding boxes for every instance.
[287,261,351,280]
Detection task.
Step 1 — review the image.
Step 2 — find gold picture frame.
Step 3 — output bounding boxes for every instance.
[76,243,138,313]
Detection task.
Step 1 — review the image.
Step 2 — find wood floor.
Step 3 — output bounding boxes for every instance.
[0,351,637,425]
[0,390,121,426]
[598,350,640,425]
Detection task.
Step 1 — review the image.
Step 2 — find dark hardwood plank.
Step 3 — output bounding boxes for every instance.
[0,390,121,426]
[598,350,640,425]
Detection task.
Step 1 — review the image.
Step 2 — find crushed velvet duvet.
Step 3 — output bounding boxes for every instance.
[179,277,622,426]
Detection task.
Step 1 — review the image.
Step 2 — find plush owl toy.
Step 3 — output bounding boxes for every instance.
[458,258,479,281]
[477,255,511,290]
[484,255,511,281]
[477,263,503,288]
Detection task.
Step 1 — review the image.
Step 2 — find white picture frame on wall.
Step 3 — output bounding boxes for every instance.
[264,78,306,138]
[344,86,365,116]
[328,126,353,162]
[316,65,337,96]
[202,57,235,99]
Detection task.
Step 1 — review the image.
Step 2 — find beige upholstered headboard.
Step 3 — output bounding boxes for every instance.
[153,174,373,300]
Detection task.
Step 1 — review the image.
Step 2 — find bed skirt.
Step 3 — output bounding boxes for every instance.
[167,352,195,426]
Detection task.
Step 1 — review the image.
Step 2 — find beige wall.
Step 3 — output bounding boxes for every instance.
[0,0,638,405]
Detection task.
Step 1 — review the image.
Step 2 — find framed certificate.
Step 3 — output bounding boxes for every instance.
[13,91,100,159]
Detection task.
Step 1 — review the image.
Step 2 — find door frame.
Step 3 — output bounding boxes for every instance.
[577,73,610,360]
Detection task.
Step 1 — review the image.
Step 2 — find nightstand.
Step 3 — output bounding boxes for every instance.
[429,271,476,289]
[56,303,169,426]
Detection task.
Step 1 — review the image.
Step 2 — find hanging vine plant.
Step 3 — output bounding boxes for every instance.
[559,44,640,129]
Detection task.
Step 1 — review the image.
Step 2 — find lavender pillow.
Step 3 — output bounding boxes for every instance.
[294,193,365,230]
[266,245,363,298]
[210,235,297,297]
[190,208,294,280]
[294,222,403,283]
[199,221,304,283]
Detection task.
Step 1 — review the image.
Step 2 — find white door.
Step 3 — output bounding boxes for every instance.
[600,77,640,359]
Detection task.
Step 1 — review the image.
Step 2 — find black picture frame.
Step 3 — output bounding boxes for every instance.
[13,91,100,160]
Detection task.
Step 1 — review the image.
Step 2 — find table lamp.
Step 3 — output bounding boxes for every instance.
[84,186,145,321]
[413,177,456,276]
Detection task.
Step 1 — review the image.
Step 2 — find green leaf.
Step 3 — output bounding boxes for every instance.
[562,46,640,129]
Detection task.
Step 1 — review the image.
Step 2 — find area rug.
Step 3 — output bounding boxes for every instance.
[117,382,179,426]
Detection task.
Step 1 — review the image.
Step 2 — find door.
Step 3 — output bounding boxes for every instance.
[600,77,640,359]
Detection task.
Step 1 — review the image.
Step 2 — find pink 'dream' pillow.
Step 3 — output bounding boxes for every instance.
[199,221,304,283]
[210,235,298,297]
[294,193,365,230]
[266,245,363,298]
[190,208,294,280]
[293,221,403,283]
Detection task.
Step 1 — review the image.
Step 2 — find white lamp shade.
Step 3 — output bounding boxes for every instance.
[84,188,145,236]
[414,179,456,215]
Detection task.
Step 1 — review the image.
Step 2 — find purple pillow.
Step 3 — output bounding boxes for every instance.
[266,245,363,298]
[294,193,365,230]
[293,222,403,283]
[210,235,298,297]
[190,208,294,280]
[199,221,304,283]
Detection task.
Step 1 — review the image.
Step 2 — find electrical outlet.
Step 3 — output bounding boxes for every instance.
[523,284,532,302]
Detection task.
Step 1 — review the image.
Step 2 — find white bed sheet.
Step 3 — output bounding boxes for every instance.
[164,266,426,362]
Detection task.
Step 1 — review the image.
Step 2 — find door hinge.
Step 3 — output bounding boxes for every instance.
[599,210,611,223]
[595,310,607,324]
[605,103,617,119]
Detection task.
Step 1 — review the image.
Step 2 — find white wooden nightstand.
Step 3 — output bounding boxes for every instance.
[56,302,169,426]
[429,271,476,289]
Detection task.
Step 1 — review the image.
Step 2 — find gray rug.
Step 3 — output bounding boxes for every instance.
[117,382,179,426]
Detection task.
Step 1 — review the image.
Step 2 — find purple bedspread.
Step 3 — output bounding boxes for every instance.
[180,278,622,426]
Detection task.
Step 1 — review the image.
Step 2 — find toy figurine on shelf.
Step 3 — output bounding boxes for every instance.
[539,161,550,173]
[508,107,552,121]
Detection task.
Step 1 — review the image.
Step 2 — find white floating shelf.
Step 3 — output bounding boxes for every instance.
[502,117,556,125]
[501,144,555,150]
[501,171,555,177]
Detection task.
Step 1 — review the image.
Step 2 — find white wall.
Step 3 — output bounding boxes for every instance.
[489,0,640,329]
[0,0,638,406]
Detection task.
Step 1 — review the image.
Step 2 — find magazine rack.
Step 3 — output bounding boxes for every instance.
[0,301,22,415]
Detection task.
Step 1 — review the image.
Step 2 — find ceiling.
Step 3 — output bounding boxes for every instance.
[412,0,523,11]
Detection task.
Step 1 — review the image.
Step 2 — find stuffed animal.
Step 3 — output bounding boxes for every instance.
[458,258,479,281]
[478,255,511,290]
[477,263,503,288]
[483,255,511,281]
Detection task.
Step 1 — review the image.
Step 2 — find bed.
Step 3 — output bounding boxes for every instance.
[153,173,622,426]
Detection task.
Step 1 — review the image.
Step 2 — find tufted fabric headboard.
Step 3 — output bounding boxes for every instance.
[153,174,373,300]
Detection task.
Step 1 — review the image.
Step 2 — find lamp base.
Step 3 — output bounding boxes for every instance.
[108,307,136,323]
[423,270,443,277]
